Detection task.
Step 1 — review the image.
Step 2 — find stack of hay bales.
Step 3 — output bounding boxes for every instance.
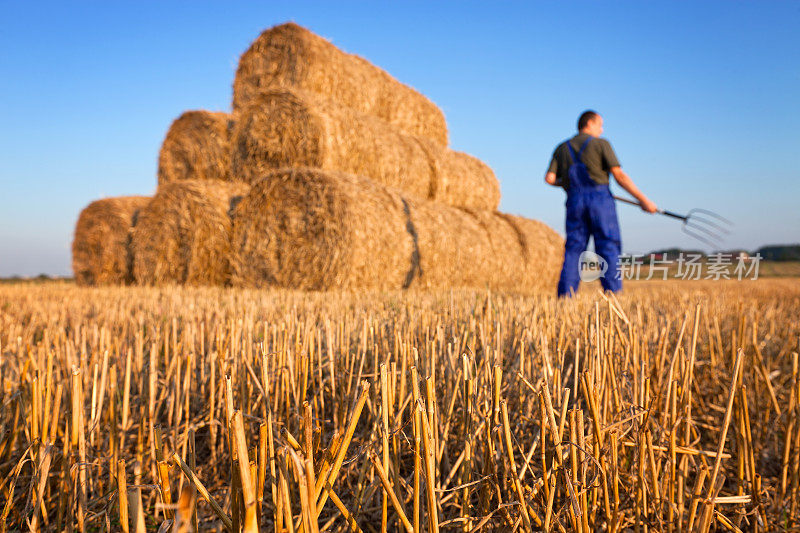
[229,22,562,291]
[72,22,563,292]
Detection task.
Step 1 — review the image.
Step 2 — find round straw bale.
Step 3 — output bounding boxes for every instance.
[233,22,448,146]
[231,168,562,292]
[231,88,500,210]
[72,196,151,286]
[157,111,234,185]
[230,168,413,290]
[132,180,249,286]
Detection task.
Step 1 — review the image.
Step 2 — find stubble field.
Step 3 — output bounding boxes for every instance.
[0,279,798,532]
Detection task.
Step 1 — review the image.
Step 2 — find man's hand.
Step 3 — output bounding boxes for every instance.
[545,171,558,186]
[639,198,658,213]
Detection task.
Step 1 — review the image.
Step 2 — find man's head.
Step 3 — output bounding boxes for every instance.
[578,110,603,136]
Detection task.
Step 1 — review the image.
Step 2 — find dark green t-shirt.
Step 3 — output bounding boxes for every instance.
[547,133,621,188]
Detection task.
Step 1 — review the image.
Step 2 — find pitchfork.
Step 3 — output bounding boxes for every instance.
[613,195,732,248]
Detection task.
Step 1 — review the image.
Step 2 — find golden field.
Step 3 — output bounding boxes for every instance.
[1,279,799,532]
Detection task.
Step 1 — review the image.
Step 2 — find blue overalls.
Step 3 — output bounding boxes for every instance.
[556,137,622,297]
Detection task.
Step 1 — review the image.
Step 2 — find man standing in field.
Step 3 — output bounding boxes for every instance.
[545,111,658,297]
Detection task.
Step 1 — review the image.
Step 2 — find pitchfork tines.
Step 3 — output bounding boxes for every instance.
[613,195,732,248]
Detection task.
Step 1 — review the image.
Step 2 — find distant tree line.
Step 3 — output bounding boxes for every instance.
[756,244,800,261]
[642,244,800,262]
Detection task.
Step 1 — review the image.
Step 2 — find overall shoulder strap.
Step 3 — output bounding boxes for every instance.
[565,139,578,163]
[577,136,593,159]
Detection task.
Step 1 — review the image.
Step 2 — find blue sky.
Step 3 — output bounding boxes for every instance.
[1,1,798,276]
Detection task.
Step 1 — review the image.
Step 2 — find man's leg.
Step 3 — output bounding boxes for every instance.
[590,192,622,292]
[557,195,590,297]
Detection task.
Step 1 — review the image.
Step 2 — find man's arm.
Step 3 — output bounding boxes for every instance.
[545,146,561,186]
[610,166,657,213]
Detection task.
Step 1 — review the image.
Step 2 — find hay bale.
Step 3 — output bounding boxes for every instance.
[132,180,249,286]
[233,22,448,146]
[157,111,233,185]
[231,88,500,210]
[230,168,563,292]
[72,196,151,286]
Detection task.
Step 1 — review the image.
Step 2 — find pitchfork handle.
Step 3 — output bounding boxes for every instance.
[659,210,687,221]
[612,195,687,221]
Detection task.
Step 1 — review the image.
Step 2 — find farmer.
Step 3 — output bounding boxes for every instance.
[545,111,658,297]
